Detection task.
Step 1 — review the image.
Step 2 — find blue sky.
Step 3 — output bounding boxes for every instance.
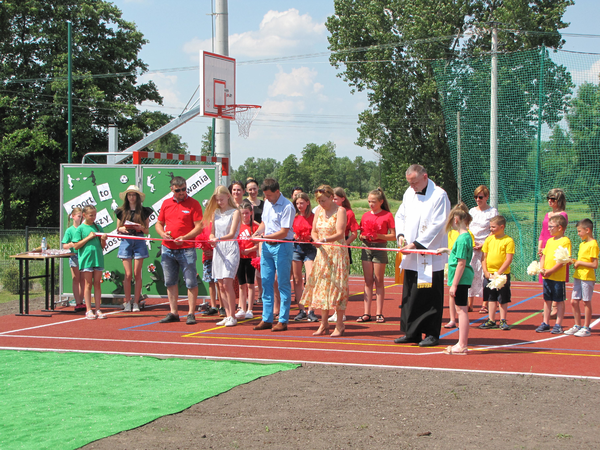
[112,0,600,170]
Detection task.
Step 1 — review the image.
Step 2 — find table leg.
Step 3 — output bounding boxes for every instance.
[44,258,50,310]
[18,260,24,315]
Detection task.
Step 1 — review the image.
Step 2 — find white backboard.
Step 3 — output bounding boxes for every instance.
[199,51,236,120]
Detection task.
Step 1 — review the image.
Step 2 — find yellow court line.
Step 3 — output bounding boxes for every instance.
[182,333,413,348]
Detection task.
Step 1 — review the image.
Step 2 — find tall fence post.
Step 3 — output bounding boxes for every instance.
[533,44,545,265]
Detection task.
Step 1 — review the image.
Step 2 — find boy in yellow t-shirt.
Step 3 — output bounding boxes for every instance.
[565,219,598,337]
[479,216,515,330]
[538,215,571,334]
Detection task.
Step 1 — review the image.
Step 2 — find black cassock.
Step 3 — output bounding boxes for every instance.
[400,269,444,339]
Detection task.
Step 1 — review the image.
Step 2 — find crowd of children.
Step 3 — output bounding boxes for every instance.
[61,182,596,348]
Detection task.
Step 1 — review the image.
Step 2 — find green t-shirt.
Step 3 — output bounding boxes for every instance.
[73,222,105,270]
[61,225,78,254]
[447,232,474,286]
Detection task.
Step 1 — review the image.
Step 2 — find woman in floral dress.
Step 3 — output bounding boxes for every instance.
[300,185,349,337]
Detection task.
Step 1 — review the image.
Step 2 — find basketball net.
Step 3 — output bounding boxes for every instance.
[218,104,261,139]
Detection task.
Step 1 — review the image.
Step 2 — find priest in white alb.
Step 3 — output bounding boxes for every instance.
[394,164,450,347]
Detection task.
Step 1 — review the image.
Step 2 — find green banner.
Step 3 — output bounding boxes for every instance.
[60,164,216,302]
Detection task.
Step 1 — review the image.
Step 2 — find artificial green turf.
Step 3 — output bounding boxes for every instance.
[0,350,298,449]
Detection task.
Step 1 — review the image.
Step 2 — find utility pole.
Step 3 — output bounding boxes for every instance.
[215,0,230,186]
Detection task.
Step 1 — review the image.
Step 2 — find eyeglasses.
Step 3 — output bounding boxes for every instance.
[548,225,557,229]
[474,195,485,200]
[547,197,556,201]
[173,188,186,193]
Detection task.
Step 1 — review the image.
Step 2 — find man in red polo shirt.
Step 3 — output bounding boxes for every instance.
[156,176,203,325]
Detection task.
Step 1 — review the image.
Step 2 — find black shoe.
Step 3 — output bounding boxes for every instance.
[218,307,226,317]
[418,335,440,347]
[186,314,196,325]
[203,307,218,316]
[294,310,307,321]
[159,313,180,323]
[393,335,421,344]
[307,311,319,322]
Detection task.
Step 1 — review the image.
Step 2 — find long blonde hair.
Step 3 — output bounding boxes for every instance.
[202,185,238,228]
[445,202,472,233]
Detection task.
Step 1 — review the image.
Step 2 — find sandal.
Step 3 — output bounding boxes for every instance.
[356,314,371,323]
[478,307,488,314]
[376,314,385,323]
[443,345,468,355]
[443,321,457,329]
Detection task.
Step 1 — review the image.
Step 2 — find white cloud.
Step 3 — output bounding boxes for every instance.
[139,72,184,109]
[268,66,322,98]
[261,98,305,116]
[570,58,600,84]
[183,8,325,60]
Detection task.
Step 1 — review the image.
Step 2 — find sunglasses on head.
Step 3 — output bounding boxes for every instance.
[547,197,556,201]
[173,188,186,193]
[314,189,325,194]
[474,195,485,199]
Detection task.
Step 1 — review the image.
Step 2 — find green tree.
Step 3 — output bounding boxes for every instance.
[567,81,600,219]
[231,157,281,186]
[299,142,336,192]
[326,0,573,200]
[200,126,213,157]
[0,0,166,227]
[278,155,303,197]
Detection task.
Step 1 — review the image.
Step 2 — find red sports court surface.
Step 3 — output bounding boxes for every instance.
[1,277,599,379]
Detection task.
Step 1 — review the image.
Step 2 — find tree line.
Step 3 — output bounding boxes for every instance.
[231,142,381,199]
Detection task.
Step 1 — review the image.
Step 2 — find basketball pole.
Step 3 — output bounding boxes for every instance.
[215,0,230,186]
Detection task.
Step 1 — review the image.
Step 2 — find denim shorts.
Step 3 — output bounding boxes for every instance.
[69,253,79,268]
[572,278,595,302]
[202,260,216,283]
[161,246,198,289]
[543,279,566,302]
[80,266,103,273]
[293,242,317,262]
[118,237,149,260]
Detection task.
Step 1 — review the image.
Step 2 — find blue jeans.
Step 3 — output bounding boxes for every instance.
[261,242,293,323]
[161,246,198,289]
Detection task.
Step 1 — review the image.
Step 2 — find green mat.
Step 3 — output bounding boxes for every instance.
[0,350,298,449]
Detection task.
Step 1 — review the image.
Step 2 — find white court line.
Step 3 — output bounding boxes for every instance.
[0,300,173,336]
[1,345,599,381]
[0,334,430,356]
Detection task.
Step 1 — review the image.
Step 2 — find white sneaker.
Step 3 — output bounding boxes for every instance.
[564,325,581,335]
[225,316,238,327]
[245,310,254,319]
[123,302,132,312]
[216,318,227,326]
[574,327,591,337]
[235,309,247,319]
[132,303,140,312]
[328,312,346,322]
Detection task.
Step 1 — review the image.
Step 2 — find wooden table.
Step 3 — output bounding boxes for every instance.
[10,251,71,316]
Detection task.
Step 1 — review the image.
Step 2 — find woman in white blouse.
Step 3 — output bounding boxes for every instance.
[468,185,498,313]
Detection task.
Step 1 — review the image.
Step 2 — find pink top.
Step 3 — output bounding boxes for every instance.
[539,211,568,249]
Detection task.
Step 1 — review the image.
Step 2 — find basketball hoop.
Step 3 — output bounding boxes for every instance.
[218,104,261,139]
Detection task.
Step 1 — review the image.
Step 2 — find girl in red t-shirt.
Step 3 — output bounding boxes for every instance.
[358,188,396,323]
[291,193,318,322]
[235,201,259,320]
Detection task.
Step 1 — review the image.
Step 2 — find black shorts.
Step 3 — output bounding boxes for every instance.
[237,258,255,285]
[453,285,470,307]
[483,274,512,304]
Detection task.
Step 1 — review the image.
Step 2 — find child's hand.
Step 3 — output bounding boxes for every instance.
[573,260,580,268]
[483,270,491,279]
[101,233,107,240]
[449,285,457,297]
[87,231,96,239]
[437,248,450,254]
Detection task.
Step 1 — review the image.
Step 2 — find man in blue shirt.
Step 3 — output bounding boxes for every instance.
[252,178,295,331]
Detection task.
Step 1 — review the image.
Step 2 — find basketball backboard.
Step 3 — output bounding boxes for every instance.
[199,51,236,120]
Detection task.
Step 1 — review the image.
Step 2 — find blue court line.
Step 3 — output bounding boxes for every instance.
[440,292,543,338]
